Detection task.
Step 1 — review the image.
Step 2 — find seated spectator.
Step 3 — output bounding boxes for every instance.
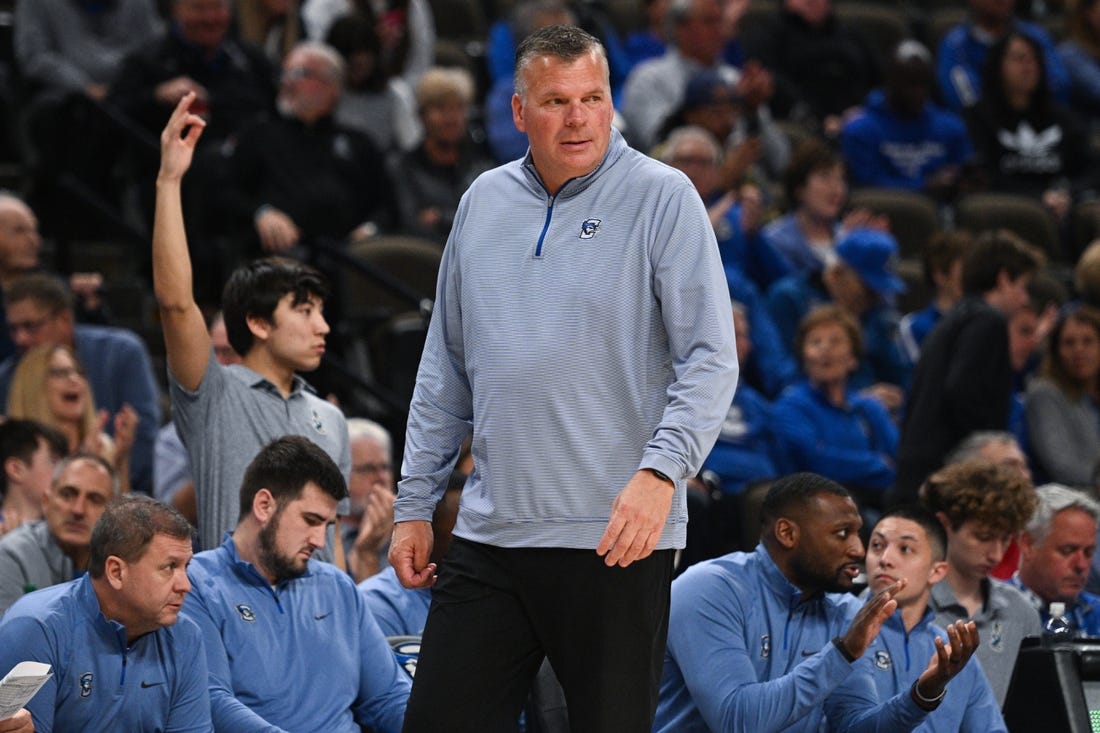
[180,436,410,731]
[896,230,1043,502]
[302,0,436,87]
[326,11,419,156]
[235,0,302,63]
[484,0,577,164]
[654,472,978,732]
[965,31,1091,225]
[393,67,493,244]
[0,454,117,615]
[937,0,1069,112]
[899,231,971,365]
[343,418,396,582]
[840,40,974,198]
[701,302,780,496]
[655,68,789,184]
[864,505,1006,729]
[0,419,65,537]
[109,0,275,147]
[153,311,240,523]
[0,274,161,495]
[772,306,899,510]
[1060,0,1100,121]
[621,0,744,151]
[1077,238,1100,308]
[1011,483,1100,633]
[625,0,671,68]
[219,41,397,257]
[919,460,1041,705]
[740,0,878,135]
[762,139,886,275]
[1026,305,1100,488]
[7,345,137,493]
[661,125,789,290]
[0,495,209,731]
[767,228,909,395]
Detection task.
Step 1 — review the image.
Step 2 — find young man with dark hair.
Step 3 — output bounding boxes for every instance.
[864,505,1005,730]
[655,472,977,732]
[154,99,350,553]
[0,418,65,535]
[919,460,1040,705]
[181,435,410,732]
[0,494,209,731]
[895,230,1043,501]
[898,231,972,365]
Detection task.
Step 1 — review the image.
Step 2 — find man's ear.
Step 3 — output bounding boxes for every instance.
[774,517,799,550]
[253,488,277,523]
[4,457,26,485]
[245,314,271,343]
[104,555,125,591]
[928,560,949,587]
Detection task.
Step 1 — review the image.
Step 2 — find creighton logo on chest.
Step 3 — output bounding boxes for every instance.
[579,218,601,240]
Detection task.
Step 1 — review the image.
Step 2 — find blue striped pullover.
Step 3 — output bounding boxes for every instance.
[394,127,739,549]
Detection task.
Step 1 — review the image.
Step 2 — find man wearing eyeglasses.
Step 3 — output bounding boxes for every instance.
[0,273,161,495]
[343,418,397,582]
[218,41,397,258]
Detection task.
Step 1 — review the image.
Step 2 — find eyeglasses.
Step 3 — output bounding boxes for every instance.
[352,462,393,475]
[8,315,53,336]
[282,66,332,82]
[47,366,84,381]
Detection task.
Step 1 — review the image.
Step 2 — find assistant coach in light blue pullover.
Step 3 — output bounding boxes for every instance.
[391,23,738,732]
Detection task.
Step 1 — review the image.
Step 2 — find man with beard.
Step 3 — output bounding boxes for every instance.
[180,436,410,732]
[654,472,978,732]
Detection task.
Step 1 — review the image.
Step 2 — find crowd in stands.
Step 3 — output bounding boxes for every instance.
[1,0,1100,729]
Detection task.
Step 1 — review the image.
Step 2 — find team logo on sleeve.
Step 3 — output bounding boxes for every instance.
[236,604,257,622]
[760,634,770,659]
[989,621,1004,652]
[579,218,601,240]
[79,673,93,697]
[874,650,892,671]
[311,409,327,436]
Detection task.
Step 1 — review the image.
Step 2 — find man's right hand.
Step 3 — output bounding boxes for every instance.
[0,708,33,732]
[255,207,301,253]
[154,76,209,108]
[841,578,905,659]
[158,92,206,184]
[389,520,437,589]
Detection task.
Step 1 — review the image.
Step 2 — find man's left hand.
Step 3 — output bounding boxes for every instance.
[596,470,674,568]
[914,620,980,704]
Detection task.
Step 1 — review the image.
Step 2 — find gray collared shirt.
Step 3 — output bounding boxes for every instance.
[0,520,74,616]
[930,577,1042,706]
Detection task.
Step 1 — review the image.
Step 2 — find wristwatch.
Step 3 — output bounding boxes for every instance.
[646,467,674,484]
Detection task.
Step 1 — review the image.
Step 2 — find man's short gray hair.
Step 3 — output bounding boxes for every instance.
[287,41,346,89]
[513,24,607,100]
[1026,484,1100,543]
[660,125,722,167]
[347,417,392,454]
[945,430,1020,465]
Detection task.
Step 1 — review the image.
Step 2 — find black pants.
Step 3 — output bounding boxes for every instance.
[403,538,674,733]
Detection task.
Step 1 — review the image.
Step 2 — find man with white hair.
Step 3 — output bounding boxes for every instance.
[1011,484,1100,634]
[220,40,397,256]
[344,417,396,582]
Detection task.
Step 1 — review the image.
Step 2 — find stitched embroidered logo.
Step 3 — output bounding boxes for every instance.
[311,409,327,435]
[874,650,892,670]
[236,604,257,622]
[989,621,1004,652]
[80,673,93,697]
[760,633,770,659]
[579,218,601,240]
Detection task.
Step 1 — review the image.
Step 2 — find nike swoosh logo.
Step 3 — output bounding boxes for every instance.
[140,681,164,688]
[315,612,331,620]
[802,650,817,657]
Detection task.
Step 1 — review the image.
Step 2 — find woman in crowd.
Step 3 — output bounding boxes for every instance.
[761,138,884,275]
[771,305,898,510]
[967,31,1091,225]
[1059,0,1100,120]
[1026,305,1100,488]
[6,344,135,493]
